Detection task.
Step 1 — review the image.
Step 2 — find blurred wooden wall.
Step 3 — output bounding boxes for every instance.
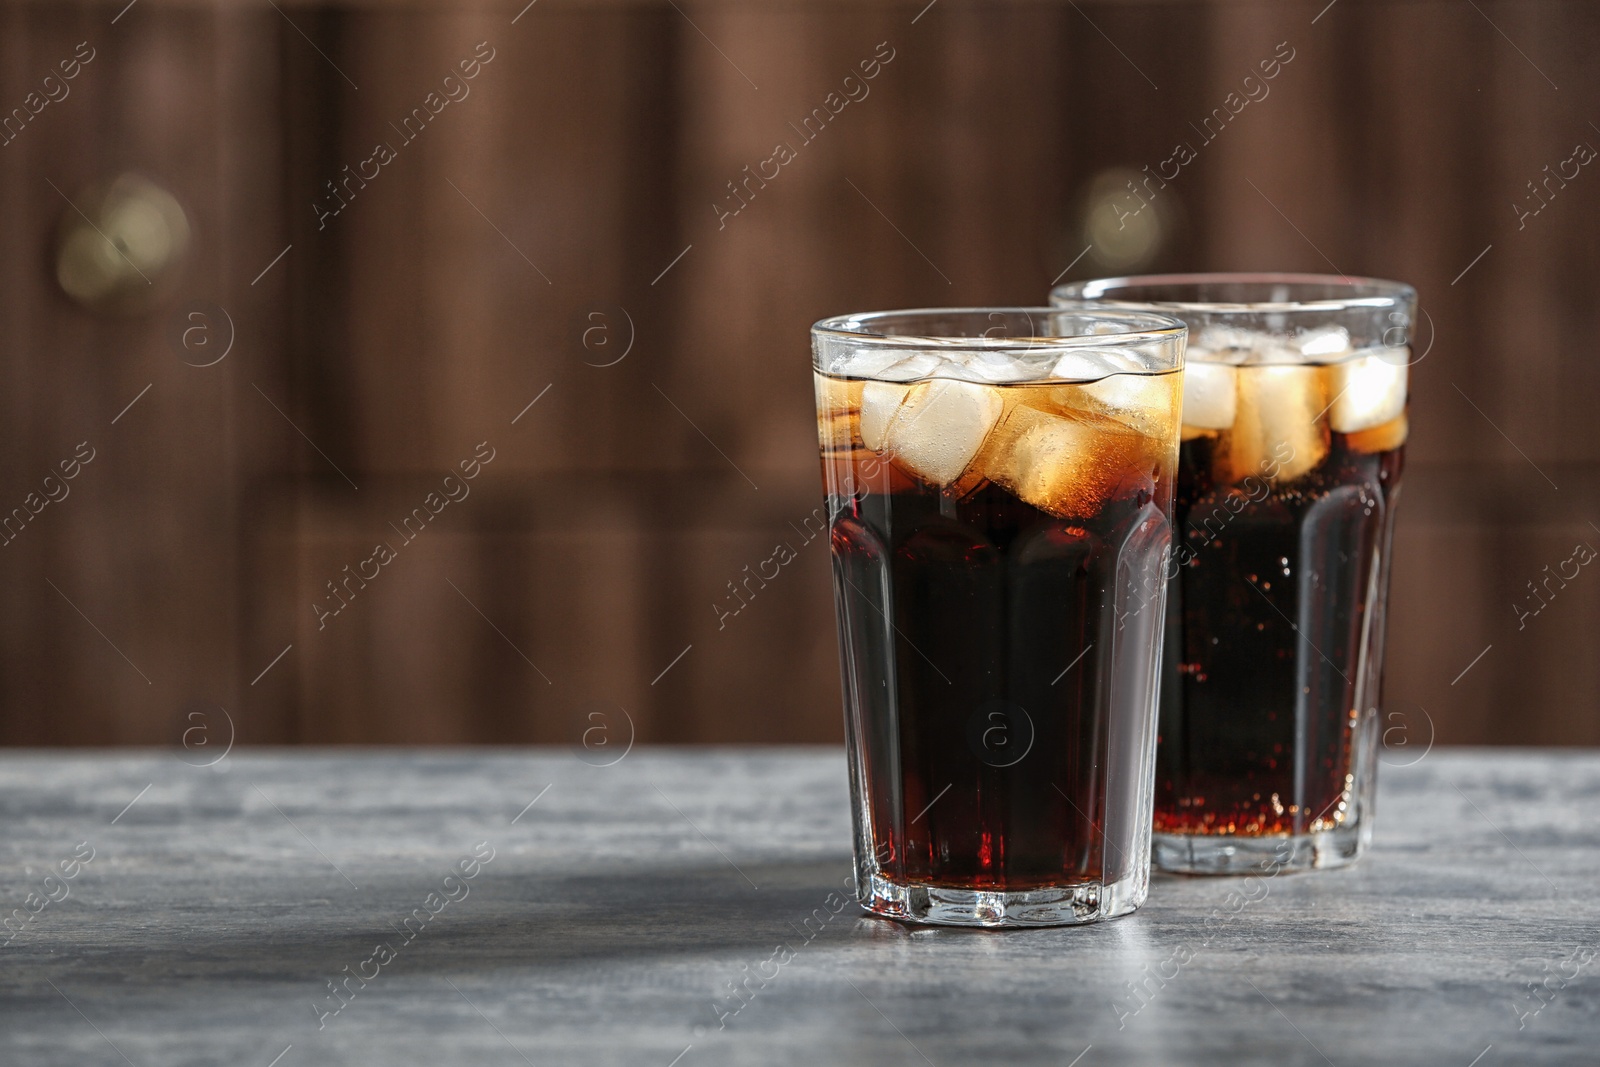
[0,0,1596,748]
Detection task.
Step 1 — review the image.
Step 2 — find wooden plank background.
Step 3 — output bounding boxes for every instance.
[0,0,1595,749]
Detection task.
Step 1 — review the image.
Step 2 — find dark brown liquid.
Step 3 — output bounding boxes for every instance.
[1156,428,1403,836]
[825,423,1175,891]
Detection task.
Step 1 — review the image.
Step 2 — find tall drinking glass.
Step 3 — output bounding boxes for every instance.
[812,308,1187,925]
[1053,275,1415,873]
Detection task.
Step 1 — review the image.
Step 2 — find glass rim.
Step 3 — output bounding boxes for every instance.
[1052,272,1416,315]
[811,306,1188,350]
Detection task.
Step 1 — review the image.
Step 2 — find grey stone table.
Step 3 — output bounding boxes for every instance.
[1,748,1596,1066]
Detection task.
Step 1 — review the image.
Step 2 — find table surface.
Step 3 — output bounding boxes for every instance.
[0,747,1596,1066]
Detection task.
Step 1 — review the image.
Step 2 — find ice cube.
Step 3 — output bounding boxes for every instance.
[1195,326,1270,362]
[827,347,910,380]
[814,374,862,451]
[1109,345,1173,374]
[858,354,947,451]
[963,351,1051,383]
[1051,349,1134,382]
[1329,347,1408,433]
[876,352,944,381]
[1346,412,1408,454]
[1297,325,1352,362]
[977,405,1151,519]
[1220,363,1329,484]
[882,378,1004,487]
[1076,372,1180,437]
[1179,360,1237,431]
[1241,341,1309,365]
[1084,372,1164,412]
[859,380,909,451]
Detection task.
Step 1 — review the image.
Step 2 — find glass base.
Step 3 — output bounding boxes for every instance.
[1152,821,1369,875]
[859,869,1148,928]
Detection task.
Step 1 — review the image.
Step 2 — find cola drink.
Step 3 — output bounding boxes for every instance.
[813,308,1186,925]
[1055,275,1415,873]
